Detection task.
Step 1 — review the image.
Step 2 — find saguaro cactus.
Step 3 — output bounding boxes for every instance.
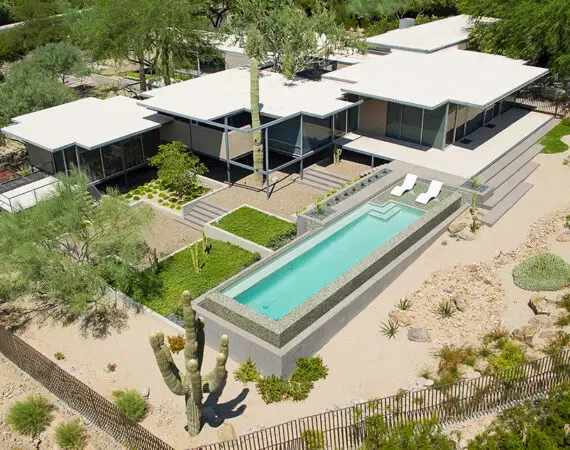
[149,290,229,436]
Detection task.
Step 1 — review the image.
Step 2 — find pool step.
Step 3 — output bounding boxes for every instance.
[369,205,401,221]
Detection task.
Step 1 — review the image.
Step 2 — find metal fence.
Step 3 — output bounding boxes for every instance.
[514,85,569,117]
[200,350,570,450]
[0,327,174,450]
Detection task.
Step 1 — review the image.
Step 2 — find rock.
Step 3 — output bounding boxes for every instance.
[217,423,236,442]
[458,230,476,241]
[511,324,539,343]
[0,140,27,169]
[388,310,413,327]
[140,387,150,398]
[408,328,431,343]
[528,316,552,329]
[556,232,570,242]
[458,364,480,380]
[538,330,556,340]
[528,296,551,316]
[452,295,468,312]
[448,222,468,233]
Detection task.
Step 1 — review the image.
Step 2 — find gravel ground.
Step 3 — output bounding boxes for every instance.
[316,155,372,180]
[206,170,322,219]
[0,355,121,450]
[144,207,201,258]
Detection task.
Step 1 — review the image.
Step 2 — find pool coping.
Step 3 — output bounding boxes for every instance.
[198,178,463,349]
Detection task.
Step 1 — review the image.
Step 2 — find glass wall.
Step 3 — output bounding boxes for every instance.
[334,110,347,137]
[446,104,457,145]
[422,105,447,149]
[386,102,446,148]
[303,115,332,151]
[265,115,302,156]
[78,147,105,182]
[465,107,484,136]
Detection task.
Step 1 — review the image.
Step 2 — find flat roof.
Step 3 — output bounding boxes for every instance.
[366,15,473,53]
[323,48,548,110]
[2,97,171,152]
[141,67,355,121]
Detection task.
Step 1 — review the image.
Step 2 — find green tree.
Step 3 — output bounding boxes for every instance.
[28,42,89,83]
[0,0,12,25]
[459,0,570,80]
[148,141,208,199]
[75,0,215,90]
[0,170,153,337]
[0,56,77,126]
[230,0,365,183]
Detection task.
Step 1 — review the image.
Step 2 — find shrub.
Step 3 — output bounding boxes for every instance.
[167,334,185,353]
[483,327,510,349]
[7,395,54,438]
[234,358,261,384]
[256,376,289,404]
[542,331,570,356]
[435,344,476,385]
[55,421,88,449]
[488,340,526,372]
[54,351,65,360]
[287,380,313,401]
[291,356,328,384]
[147,194,154,199]
[512,253,570,291]
[107,363,117,372]
[112,389,147,422]
[301,429,325,450]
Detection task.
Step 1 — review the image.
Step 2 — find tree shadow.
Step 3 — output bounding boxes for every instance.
[202,378,249,429]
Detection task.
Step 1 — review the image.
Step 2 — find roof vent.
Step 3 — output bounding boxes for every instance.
[399,18,415,29]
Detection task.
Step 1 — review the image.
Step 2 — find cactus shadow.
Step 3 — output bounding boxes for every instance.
[202,378,249,428]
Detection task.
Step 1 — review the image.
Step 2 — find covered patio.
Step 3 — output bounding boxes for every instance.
[339,108,552,179]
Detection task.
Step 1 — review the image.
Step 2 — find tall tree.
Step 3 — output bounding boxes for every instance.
[230,0,365,183]
[0,54,77,126]
[28,42,89,83]
[0,171,153,337]
[459,0,570,80]
[76,0,214,90]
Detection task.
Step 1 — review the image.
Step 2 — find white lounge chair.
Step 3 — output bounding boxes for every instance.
[390,173,418,197]
[416,180,443,205]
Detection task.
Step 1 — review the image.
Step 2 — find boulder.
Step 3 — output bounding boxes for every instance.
[458,364,480,380]
[407,328,431,343]
[452,295,468,312]
[511,324,539,343]
[140,387,150,398]
[538,330,556,340]
[217,423,237,442]
[458,230,476,241]
[556,232,570,242]
[388,310,413,327]
[448,222,468,234]
[528,316,553,329]
[528,297,551,316]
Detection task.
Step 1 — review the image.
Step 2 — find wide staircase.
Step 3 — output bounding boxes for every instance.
[183,200,229,230]
[477,118,559,226]
[296,166,351,192]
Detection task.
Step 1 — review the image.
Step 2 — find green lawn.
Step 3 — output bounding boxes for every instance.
[213,206,297,250]
[540,121,570,154]
[127,240,259,315]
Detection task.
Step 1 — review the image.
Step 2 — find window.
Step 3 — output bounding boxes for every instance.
[302,115,331,151]
[422,105,446,149]
[78,147,104,182]
[400,105,423,144]
[446,104,457,145]
[386,102,402,139]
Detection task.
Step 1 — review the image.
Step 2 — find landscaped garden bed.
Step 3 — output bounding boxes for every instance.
[212,206,297,250]
[304,169,389,220]
[124,178,210,210]
[122,239,260,316]
[540,118,570,154]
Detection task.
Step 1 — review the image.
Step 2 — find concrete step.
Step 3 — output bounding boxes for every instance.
[370,206,401,221]
[478,118,557,183]
[309,167,352,183]
[485,144,542,189]
[296,177,331,192]
[193,201,227,215]
[303,171,345,188]
[483,162,539,209]
[299,173,339,191]
[481,183,533,226]
[183,215,206,230]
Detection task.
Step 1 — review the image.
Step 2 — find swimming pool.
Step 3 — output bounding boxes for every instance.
[222,200,424,320]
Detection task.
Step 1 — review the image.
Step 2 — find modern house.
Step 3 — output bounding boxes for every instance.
[1,15,554,210]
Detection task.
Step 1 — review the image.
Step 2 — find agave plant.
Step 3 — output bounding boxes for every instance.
[396,297,413,311]
[436,300,456,319]
[380,319,401,339]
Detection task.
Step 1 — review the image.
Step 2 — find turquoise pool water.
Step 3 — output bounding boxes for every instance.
[222,201,424,320]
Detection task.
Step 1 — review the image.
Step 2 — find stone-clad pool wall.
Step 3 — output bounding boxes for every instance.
[195,180,466,376]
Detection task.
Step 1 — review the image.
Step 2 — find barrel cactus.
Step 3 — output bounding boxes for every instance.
[149,290,229,436]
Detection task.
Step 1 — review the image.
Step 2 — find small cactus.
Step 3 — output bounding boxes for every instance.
[149,291,229,436]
